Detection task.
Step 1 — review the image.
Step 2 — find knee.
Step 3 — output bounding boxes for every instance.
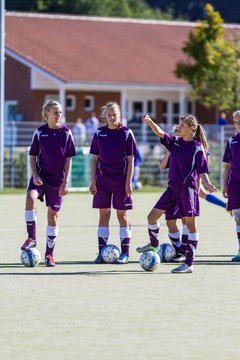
[100,209,111,222]
[48,209,59,222]
[147,213,155,224]
[26,192,36,207]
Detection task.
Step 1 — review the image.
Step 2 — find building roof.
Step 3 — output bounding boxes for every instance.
[5,12,240,86]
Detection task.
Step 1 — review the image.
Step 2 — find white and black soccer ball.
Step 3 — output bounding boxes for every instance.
[101,244,120,264]
[20,248,41,267]
[158,243,176,263]
[140,251,160,272]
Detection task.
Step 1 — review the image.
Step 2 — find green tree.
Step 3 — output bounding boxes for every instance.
[175,3,240,111]
[6,0,173,20]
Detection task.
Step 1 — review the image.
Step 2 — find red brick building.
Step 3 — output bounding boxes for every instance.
[5,12,239,125]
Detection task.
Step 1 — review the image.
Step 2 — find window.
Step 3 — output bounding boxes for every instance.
[84,96,94,112]
[44,94,76,111]
[187,102,192,113]
[147,101,152,113]
[173,102,180,124]
[162,101,168,123]
[133,102,143,115]
[4,100,18,122]
[66,95,76,111]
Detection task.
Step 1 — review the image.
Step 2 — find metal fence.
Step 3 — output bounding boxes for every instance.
[3,121,235,189]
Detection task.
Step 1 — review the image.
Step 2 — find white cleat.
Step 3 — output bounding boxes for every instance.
[171,263,193,274]
[172,255,186,263]
[136,242,158,253]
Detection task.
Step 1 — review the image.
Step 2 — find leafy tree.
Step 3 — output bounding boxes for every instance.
[6,0,173,20]
[175,3,240,111]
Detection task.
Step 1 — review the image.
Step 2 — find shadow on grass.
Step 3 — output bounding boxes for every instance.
[0,257,238,275]
[0,269,169,276]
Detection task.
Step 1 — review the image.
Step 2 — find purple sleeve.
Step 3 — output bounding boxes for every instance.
[29,130,39,156]
[66,130,77,158]
[126,130,137,156]
[195,150,209,175]
[223,141,231,163]
[160,133,175,152]
[89,133,99,155]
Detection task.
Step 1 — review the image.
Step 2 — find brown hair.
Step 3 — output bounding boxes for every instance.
[180,114,209,152]
[41,100,62,122]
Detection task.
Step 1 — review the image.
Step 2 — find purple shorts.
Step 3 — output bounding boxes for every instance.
[93,171,133,210]
[28,177,63,211]
[165,206,180,221]
[155,182,199,217]
[227,183,240,210]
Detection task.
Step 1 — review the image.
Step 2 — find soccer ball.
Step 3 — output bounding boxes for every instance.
[158,243,176,263]
[20,248,41,267]
[101,244,120,264]
[139,251,160,272]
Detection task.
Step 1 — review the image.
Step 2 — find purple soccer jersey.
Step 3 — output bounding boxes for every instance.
[90,125,136,210]
[161,133,209,189]
[223,133,240,186]
[154,132,209,217]
[223,133,240,210]
[29,123,76,186]
[90,125,137,175]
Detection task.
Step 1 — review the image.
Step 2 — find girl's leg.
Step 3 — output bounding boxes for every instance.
[147,208,165,249]
[172,217,198,274]
[115,210,131,263]
[184,216,199,267]
[95,208,111,263]
[136,208,165,252]
[21,190,38,250]
[179,218,188,256]
[232,209,240,261]
[45,207,59,266]
[166,219,182,256]
[98,208,111,251]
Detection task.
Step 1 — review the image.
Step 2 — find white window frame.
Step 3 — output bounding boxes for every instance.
[66,95,76,111]
[4,100,18,122]
[84,96,94,112]
[44,94,76,111]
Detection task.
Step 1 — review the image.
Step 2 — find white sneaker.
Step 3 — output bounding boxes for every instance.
[172,255,186,263]
[136,242,158,253]
[171,263,193,273]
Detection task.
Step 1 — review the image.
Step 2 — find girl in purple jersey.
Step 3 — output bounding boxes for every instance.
[223,110,240,261]
[89,102,136,264]
[137,114,217,273]
[158,124,227,261]
[21,100,76,267]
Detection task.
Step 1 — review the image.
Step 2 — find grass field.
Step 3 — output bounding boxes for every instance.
[0,192,239,360]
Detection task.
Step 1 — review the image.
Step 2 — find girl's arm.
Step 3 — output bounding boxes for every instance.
[89,155,98,195]
[126,155,134,197]
[59,157,72,196]
[29,155,43,186]
[143,115,165,139]
[200,173,217,193]
[222,163,230,198]
[160,151,170,170]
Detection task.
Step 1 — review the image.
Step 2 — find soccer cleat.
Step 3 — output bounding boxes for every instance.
[172,254,186,263]
[171,263,193,273]
[94,253,104,264]
[231,253,240,262]
[21,238,37,251]
[45,255,55,267]
[115,252,129,264]
[136,243,158,253]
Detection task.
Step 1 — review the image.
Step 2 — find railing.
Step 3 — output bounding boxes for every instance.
[3,121,235,189]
